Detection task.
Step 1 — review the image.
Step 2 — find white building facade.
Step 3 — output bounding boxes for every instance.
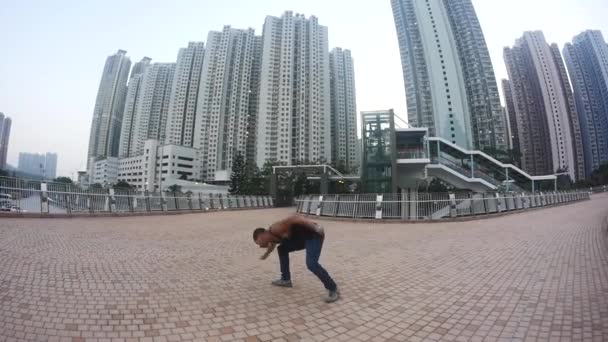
[133,63,176,156]
[119,57,151,158]
[118,140,201,192]
[329,48,359,173]
[90,157,119,186]
[391,0,472,148]
[256,11,332,167]
[165,42,206,147]
[193,26,261,181]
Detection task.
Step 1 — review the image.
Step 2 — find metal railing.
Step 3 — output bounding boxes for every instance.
[0,176,273,215]
[296,190,590,221]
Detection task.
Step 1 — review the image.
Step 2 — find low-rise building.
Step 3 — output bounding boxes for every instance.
[117,140,202,192]
[91,157,119,186]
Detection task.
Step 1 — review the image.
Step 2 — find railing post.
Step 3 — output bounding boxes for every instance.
[449,193,457,218]
[188,194,193,210]
[219,194,225,210]
[334,195,340,217]
[316,196,324,216]
[65,192,72,215]
[495,193,503,213]
[173,192,179,210]
[40,183,49,214]
[375,195,383,219]
[145,191,151,212]
[484,193,492,214]
[401,189,408,220]
[161,192,167,211]
[131,193,137,212]
[208,194,214,209]
[225,195,231,209]
[109,188,116,212]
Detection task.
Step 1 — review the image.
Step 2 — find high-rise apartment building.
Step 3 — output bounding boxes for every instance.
[256,11,332,167]
[132,63,176,156]
[443,0,507,151]
[502,79,518,154]
[391,0,472,148]
[44,153,58,179]
[87,50,131,168]
[549,43,586,180]
[193,26,262,181]
[504,31,582,180]
[119,57,151,158]
[17,152,57,179]
[329,48,358,173]
[165,42,205,147]
[563,30,608,176]
[130,57,152,77]
[0,113,11,170]
[392,0,507,150]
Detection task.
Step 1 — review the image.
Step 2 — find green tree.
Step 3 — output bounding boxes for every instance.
[229,152,246,194]
[167,184,182,193]
[90,183,103,189]
[114,181,132,189]
[54,177,73,184]
[293,173,308,197]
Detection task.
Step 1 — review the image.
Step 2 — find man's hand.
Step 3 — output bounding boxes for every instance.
[260,242,277,260]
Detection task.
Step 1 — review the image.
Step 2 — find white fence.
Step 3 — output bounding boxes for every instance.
[0,177,273,215]
[296,191,590,221]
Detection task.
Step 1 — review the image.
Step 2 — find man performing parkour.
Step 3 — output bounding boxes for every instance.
[253,215,340,303]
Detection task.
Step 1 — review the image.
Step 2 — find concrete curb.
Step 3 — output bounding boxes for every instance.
[297,199,591,224]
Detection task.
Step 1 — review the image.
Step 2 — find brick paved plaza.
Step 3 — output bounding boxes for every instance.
[1,195,607,342]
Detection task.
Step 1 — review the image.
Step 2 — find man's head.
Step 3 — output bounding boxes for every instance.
[253,227,270,247]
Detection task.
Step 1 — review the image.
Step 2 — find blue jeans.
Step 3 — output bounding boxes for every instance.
[277,237,337,291]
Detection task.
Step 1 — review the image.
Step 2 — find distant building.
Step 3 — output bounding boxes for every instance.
[77,171,89,186]
[504,31,585,180]
[330,48,359,173]
[117,140,202,192]
[563,30,608,176]
[193,26,261,181]
[119,57,152,158]
[44,153,58,179]
[90,157,119,186]
[17,152,58,179]
[0,112,12,170]
[165,42,206,147]
[120,62,176,157]
[87,50,131,169]
[256,11,332,167]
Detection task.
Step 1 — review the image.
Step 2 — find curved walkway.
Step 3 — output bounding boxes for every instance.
[1,195,607,342]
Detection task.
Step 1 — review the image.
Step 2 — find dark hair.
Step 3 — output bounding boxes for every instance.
[253,228,266,242]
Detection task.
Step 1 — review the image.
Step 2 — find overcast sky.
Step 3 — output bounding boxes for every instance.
[1,0,607,178]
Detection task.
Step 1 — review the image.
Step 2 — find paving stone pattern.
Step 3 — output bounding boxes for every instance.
[1,195,608,342]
